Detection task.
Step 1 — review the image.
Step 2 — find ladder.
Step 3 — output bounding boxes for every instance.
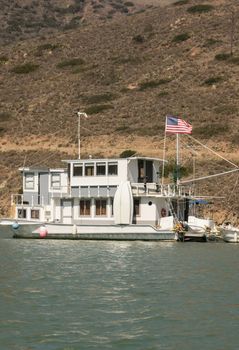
[165,197,180,225]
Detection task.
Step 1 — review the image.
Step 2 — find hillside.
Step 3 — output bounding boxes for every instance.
[0,0,239,223]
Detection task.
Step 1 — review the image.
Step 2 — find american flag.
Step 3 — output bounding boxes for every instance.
[165,116,192,134]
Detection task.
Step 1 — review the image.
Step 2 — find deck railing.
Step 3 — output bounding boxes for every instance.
[131,183,193,197]
[11,183,194,207]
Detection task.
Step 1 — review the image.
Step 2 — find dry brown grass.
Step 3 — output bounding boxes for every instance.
[0,0,239,221]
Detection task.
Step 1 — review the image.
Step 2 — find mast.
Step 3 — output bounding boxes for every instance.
[77,112,88,159]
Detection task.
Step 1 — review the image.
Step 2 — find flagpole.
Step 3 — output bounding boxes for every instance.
[176,133,180,187]
[161,116,167,187]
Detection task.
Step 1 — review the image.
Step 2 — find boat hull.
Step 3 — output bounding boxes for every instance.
[222,230,239,243]
[0,219,41,239]
[12,223,176,241]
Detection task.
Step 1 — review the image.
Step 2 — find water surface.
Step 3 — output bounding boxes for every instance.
[0,240,238,349]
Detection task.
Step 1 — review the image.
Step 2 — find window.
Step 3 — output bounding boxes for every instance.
[95,199,107,216]
[85,163,94,176]
[133,199,140,216]
[51,173,61,189]
[108,162,118,176]
[73,164,83,176]
[80,200,91,216]
[96,163,106,176]
[25,173,34,189]
[31,209,40,219]
[18,209,27,219]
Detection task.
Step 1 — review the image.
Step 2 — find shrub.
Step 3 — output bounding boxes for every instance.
[84,104,113,114]
[173,0,189,5]
[0,112,11,121]
[172,33,190,43]
[187,5,214,13]
[0,56,8,64]
[158,91,169,97]
[139,79,171,91]
[132,35,144,43]
[120,149,136,158]
[11,63,39,74]
[124,2,134,6]
[215,53,231,61]
[57,58,85,68]
[229,56,239,65]
[203,76,223,86]
[204,38,220,47]
[164,161,191,179]
[37,43,59,51]
[82,93,116,104]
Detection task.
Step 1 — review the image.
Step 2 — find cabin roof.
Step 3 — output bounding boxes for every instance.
[62,156,166,163]
[19,167,66,172]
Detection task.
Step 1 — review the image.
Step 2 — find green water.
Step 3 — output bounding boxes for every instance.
[0,240,238,350]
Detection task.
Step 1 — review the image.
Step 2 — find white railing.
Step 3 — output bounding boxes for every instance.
[131,183,193,197]
[11,194,47,207]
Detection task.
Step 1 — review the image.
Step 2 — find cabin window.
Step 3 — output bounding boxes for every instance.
[31,209,40,219]
[96,163,106,176]
[25,173,34,190]
[85,163,94,176]
[80,200,91,216]
[18,209,27,219]
[51,173,61,189]
[73,164,83,176]
[133,199,140,216]
[138,160,145,182]
[95,199,107,216]
[108,162,118,176]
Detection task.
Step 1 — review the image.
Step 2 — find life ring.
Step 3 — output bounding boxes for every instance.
[161,208,167,217]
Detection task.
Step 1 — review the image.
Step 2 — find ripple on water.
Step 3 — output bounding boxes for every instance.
[0,240,239,350]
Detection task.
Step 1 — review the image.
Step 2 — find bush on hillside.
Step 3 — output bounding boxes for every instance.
[204,38,220,47]
[11,63,39,74]
[139,79,171,91]
[120,149,136,158]
[203,76,223,86]
[0,56,8,64]
[132,35,144,43]
[84,104,114,114]
[172,33,190,43]
[82,93,117,104]
[37,43,59,51]
[0,112,11,121]
[187,5,214,14]
[173,0,189,6]
[124,2,134,7]
[57,58,85,68]
[215,53,231,61]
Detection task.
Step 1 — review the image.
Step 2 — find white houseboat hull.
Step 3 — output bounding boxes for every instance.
[12,223,176,241]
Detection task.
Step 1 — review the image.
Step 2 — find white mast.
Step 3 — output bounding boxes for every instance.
[77,111,88,159]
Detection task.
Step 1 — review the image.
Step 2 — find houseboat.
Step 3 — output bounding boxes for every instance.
[2,155,214,240]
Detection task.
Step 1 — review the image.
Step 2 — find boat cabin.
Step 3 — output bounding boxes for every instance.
[12,157,191,226]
